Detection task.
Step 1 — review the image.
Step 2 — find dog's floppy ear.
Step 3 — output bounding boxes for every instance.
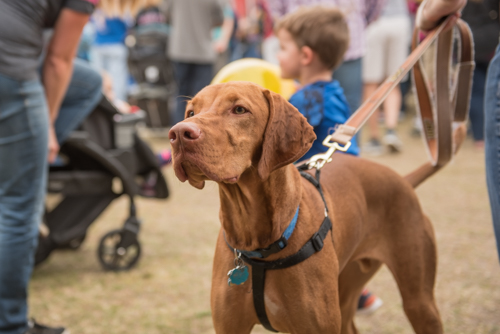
[258,89,316,180]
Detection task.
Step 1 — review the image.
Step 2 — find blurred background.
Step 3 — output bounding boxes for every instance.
[27,0,500,333]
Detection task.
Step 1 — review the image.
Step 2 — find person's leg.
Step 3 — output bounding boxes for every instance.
[190,63,214,97]
[242,39,262,59]
[381,16,410,153]
[470,62,487,146]
[333,58,363,113]
[360,19,385,155]
[53,58,103,144]
[383,88,403,130]
[229,40,247,62]
[90,45,105,74]
[103,44,129,102]
[0,75,49,334]
[172,61,193,124]
[484,44,500,262]
[363,83,381,139]
[383,16,410,131]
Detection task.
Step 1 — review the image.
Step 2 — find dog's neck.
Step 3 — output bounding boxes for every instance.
[218,164,302,251]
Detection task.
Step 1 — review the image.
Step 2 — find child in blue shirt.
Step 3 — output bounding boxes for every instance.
[275,6,360,161]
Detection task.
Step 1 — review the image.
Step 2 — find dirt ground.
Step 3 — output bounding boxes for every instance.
[31,116,500,334]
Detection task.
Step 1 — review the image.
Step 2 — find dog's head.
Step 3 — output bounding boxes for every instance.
[168,82,316,189]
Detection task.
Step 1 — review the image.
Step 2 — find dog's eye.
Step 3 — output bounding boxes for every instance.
[233,106,248,114]
[187,111,195,118]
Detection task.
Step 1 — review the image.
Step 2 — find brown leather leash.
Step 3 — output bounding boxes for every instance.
[307,17,475,173]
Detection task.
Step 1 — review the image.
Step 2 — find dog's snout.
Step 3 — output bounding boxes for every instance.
[169,122,201,144]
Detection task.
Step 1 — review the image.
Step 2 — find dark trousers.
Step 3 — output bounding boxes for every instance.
[172,61,213,124]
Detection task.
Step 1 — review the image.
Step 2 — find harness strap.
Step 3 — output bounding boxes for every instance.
[252,266,277,332]
[239,170,331,332]
[241,215,332,269]
[298,169,329,214]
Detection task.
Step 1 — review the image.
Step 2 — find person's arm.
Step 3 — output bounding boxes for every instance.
[43,8,90,162]
[214,7,235,54]
[160,0,172,25]
[415,0,466,31]
[211,0,225,28]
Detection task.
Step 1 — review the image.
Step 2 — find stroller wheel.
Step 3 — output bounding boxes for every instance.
[97,229,141,271]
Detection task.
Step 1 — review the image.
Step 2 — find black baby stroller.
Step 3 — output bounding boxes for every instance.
[127,27,176,129]
[35,96,169,271]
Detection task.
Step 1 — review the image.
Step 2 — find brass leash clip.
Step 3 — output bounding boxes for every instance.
[306,135,351,170]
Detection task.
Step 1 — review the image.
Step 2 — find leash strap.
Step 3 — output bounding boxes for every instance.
[308,17,474,170]
[412,19,474,166]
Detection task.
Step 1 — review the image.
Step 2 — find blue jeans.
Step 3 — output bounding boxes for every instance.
[229,39,262,62]
[54,59,103,143]
[332,58,362,148]
[485,44,500,263]
[470,62,488,142]
[332,58,363,113]
[172,62,213,124]
[0,60,101,334]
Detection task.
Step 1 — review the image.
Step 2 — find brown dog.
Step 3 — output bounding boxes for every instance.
[169,81,444,334]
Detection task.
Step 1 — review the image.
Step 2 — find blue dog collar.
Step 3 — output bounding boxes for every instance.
[225,206,300,259]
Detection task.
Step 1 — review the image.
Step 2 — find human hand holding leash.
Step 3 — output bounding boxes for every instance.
[416,0,467,31]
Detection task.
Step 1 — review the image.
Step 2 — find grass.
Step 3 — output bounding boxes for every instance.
[31,116,500,333]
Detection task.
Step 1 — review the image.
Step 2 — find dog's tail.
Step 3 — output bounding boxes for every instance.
[404,123,467,188]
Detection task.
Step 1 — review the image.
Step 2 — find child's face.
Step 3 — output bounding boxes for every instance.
[277,29,302,80]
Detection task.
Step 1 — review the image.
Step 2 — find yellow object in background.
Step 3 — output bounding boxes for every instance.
[211,58,297,100]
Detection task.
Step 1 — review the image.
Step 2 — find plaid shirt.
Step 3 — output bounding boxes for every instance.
[268,0,386,60]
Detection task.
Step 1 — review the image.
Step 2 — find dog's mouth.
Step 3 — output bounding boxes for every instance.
[172,151,240,189]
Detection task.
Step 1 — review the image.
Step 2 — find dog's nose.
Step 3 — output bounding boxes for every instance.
[169,122,201,144]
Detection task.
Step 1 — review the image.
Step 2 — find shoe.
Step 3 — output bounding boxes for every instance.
[411,116,422,138]
[24,319,69,334]
[362,138,384,156]
[357,289,383,315]
[383,132,403,153]
[156,149,172,167]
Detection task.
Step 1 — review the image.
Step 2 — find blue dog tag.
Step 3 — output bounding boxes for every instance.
[227,265,249,286]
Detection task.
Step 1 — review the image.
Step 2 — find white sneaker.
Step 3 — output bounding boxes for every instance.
[383,132,403,153]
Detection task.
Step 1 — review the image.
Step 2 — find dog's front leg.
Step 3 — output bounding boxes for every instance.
[211,234,256,334]
[211,288,256,334]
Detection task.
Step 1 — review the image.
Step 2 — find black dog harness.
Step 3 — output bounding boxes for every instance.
[226,166,332,332]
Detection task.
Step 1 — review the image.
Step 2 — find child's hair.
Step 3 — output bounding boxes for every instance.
[275,6,349,70]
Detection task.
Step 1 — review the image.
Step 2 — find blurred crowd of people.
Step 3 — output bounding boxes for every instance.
[78,0,497,154]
